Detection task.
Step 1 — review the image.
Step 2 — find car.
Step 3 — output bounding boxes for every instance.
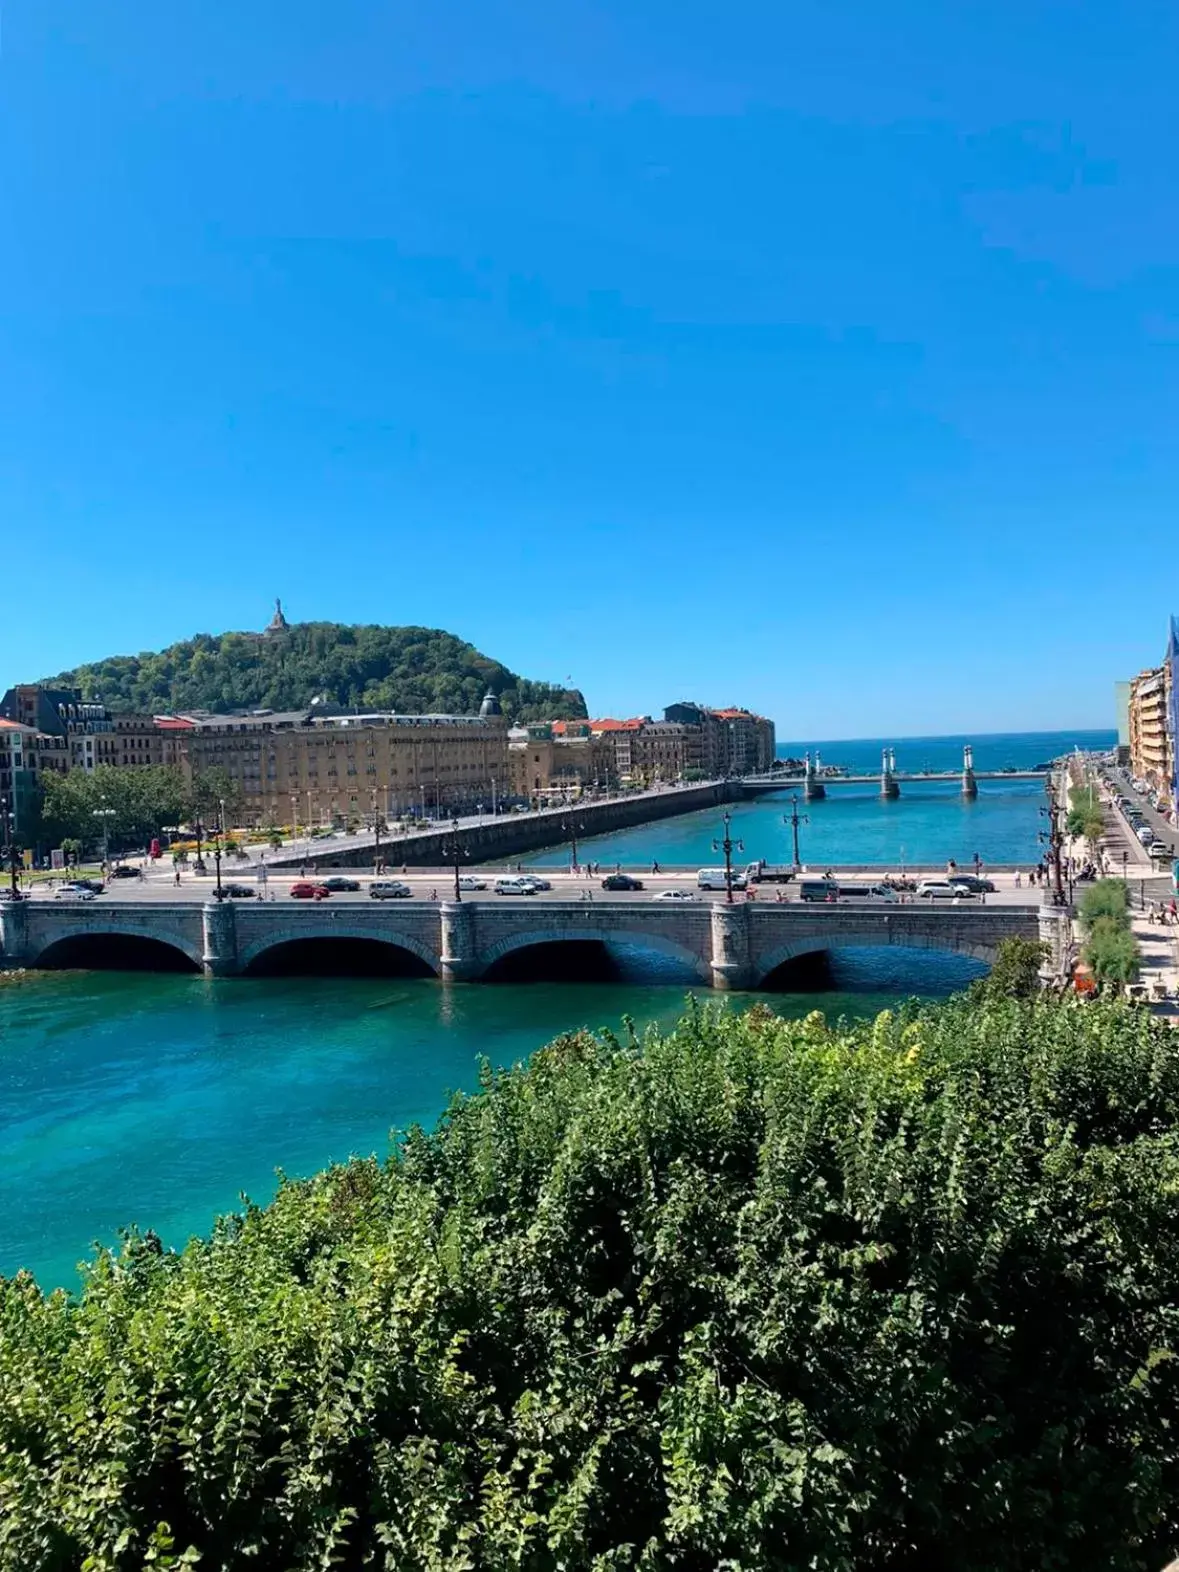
[601,873,645,891]
[109,865,140,879]
[1149,842,1171,859]
[798,878,839,902]
[370,881,413,899]
[916,881,974,900]
[519,875,552,891]
[838,883,898,902]
[1137,826,1155,845]
[457,875,487,891]
[654,888,698,901]
[321,877,361,892]
[290,882,330,899]
[948,874,996,893]
[697,868,748,891]
[56,886,97,901]
[0,888,26,903]
[222,883,257,899]
[495,877,534,895]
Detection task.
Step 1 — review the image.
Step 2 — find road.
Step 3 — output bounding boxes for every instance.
[22,866,1046,909]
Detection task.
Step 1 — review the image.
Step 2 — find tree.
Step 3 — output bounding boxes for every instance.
[972,934,1048,999]
[2,997,1178,1568]
[190,767,240,828]
[39,765,192,853]
[1078,878,1140,987]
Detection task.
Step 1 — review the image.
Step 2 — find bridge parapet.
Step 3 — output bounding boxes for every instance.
[1,897,1048,987]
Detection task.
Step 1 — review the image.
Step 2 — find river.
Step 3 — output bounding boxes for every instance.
[520,728,1114,870]
[0,949,984,1292]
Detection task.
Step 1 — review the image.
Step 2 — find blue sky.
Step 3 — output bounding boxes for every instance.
[1,1,1176,735]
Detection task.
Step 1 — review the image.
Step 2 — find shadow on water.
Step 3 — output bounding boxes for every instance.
[36,935,200,973]
[761,945,988,996]
[243,938,435,979]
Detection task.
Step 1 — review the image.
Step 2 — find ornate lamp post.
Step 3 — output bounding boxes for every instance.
[212,804,225,899]
[370,788,385,873]
[559,814,586,870]
[783,792,808,869]
[1,796,18,897]
[92,802,116,871]
[442,816,469,901]
[712,810,744,903]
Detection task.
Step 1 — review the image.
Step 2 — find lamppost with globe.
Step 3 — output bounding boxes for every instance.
[712,810,744,903]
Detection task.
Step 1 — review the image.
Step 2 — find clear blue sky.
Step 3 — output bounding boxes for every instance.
[2,1,1176,736]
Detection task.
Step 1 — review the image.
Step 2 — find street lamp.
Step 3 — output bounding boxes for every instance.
[560,814,586,870]
[783,793,808,870]
[212,822,224,899]
[442,816,469,901]
[370,788,384,873]
[193,816,206,875]
[712,810,744,903]
[92,802,116,871]
[1,797,18,898]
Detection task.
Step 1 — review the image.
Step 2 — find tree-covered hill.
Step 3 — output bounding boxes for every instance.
[44,622,587,721]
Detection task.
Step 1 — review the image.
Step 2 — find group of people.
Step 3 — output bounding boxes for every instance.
[1147,899,1179,926]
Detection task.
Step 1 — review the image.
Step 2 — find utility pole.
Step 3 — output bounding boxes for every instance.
[712,810,744,904]
[783,793,808,869]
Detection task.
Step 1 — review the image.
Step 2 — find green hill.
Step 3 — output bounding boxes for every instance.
[45,622,587,723]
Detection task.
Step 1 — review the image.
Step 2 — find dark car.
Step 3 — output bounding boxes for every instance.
[601,873,645,891]
[222,883,257,899]
[948,874,996,894]
[75,879,105,895]
[109,865,140,879]
[321,877,361,892]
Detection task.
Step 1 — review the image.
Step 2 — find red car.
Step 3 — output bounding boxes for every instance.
[290,881,331,901]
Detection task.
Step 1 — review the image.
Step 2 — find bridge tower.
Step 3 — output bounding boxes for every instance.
[803,751,826,802]
[961,743,978,800]
[880,747,900,800]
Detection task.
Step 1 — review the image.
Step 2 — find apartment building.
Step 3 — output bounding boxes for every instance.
[183,706,512,827]
[1128,665,1171,792]
[662,702,776,774]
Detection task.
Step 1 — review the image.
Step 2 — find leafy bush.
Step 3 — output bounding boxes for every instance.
[1080,878,1130,928]
[1079,879,1140,986]
[970,934,1048,998]
[2,998,1178,1569]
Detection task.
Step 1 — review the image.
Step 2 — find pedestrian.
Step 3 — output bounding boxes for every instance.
[430,886,438,901]
[174,867,181,886]
[1014,870,1022,888]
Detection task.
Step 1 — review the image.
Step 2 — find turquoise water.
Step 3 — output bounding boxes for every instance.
[522,728,1114,870]
[0,952,983,1292]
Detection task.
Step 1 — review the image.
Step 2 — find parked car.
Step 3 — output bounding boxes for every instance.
[321,877,361,892]
[457,875,487,891]
[1137,826,1155,845]
[222,883,257,899]
[290,882,330,900]
[495,877,534,896]
[370,881,412,900]
[948,874,996,893]
[916,881,974,900]
[654,888,698,901]
[601,873,644,891]
[1149,842,1171,859]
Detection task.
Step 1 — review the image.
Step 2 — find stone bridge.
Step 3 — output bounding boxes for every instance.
[1,898,1067,989]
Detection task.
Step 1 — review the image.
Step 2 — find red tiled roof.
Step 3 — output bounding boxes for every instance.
[153,716,196,731]
[589,717,646,732]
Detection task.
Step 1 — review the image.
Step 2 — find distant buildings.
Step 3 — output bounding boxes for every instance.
[1122,614,1179,821]
[0,670,778,837]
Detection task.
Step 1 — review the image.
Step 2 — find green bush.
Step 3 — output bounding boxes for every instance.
[1080,878,1130,929]
[2,998,1178,1569]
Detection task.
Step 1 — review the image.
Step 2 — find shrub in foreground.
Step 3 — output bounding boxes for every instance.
[2,996,1178,1570]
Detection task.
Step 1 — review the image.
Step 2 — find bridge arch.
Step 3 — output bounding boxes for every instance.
[476,925,711,983]
[753,931,999,989]
[238,928,441,978]
[33,931,202,972]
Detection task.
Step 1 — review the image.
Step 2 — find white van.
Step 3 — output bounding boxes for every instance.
[696,868,747,891]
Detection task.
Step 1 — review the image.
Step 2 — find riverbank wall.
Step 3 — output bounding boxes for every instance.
[267,781,734,870]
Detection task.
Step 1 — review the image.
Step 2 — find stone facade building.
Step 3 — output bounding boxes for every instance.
[1128,664,1173,796]
[662,702,776,775]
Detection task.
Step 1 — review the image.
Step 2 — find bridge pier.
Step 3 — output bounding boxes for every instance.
[803,752,826,802]
[202,901,241,978]
[880,747,899,800]
[0,896,29,969]
[961,744,978,800]
[439,901,477,982]
[710,901,753,990]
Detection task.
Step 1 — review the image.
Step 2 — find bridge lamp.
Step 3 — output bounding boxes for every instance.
[712,810,745,904]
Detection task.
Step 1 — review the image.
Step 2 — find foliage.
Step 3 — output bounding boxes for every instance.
[38,766,191,853]
[45,621,587,723]
[1077,880,1140,987]
[2,997,1178,1569]
[970,934,1048,999]
[1066,785,1105,845]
